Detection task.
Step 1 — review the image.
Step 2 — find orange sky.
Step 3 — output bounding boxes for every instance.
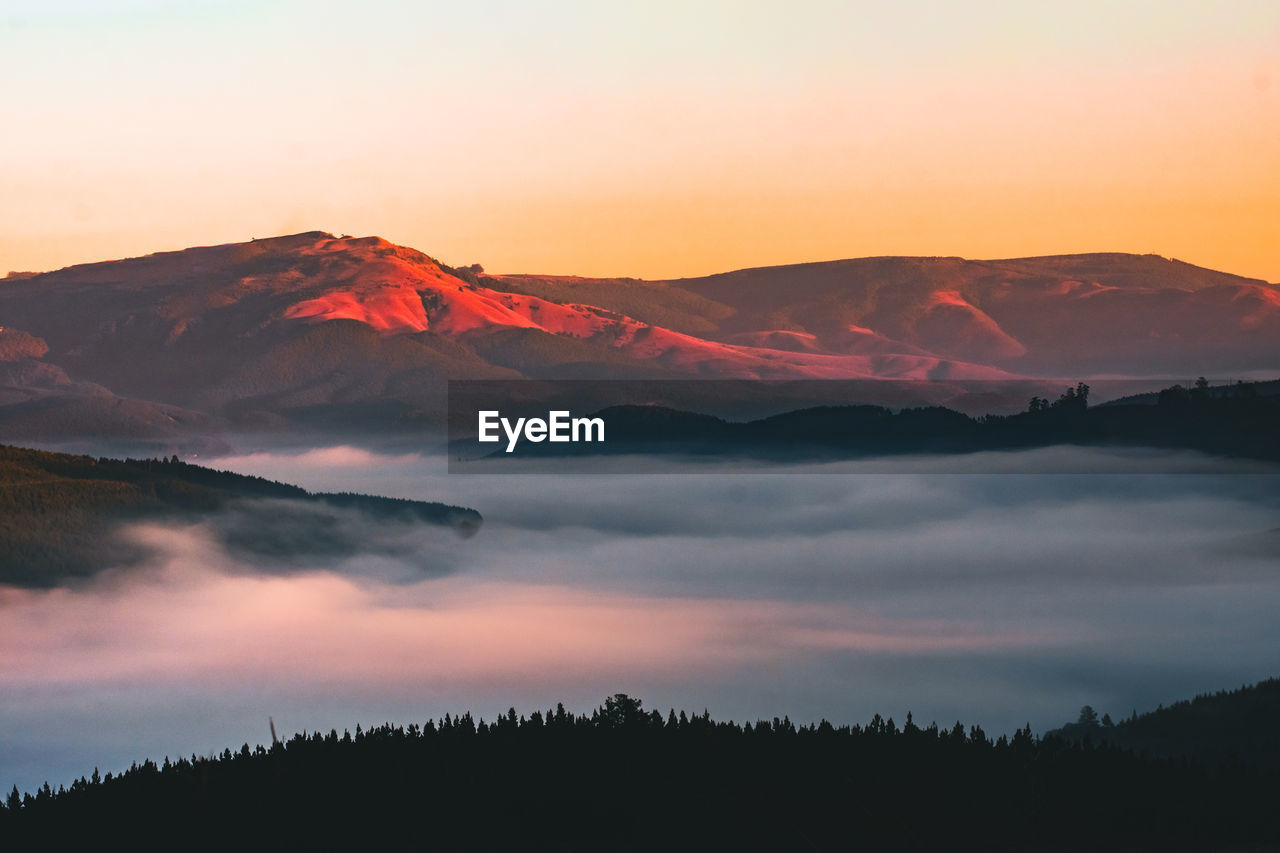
[1,1,1277,281]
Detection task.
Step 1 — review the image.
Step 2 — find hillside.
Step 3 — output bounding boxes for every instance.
[1048,678,1280,769]
[498,252,1280,376]
[457,379,1280,466]
[0,444,481,586]
[2,692,1276,851]
[3,233,1278,446]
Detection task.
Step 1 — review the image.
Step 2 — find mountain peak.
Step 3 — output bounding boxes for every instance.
[249,230,336,244]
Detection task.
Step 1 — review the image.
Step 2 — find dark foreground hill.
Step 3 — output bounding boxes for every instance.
[1049,678,1280,770]
[2,692,1277,851]
[0,444,482,586]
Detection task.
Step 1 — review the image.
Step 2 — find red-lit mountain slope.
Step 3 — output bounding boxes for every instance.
[1,232,1277,442]
[496,253,1280,377]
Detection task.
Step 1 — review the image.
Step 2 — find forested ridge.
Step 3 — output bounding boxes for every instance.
[0,444,481,585]
[499,378,1280,463]
[2,692,1277,851]
[1049,677,1280,769]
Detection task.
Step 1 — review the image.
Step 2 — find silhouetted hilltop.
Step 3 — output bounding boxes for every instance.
[1048,678,1280,769]
[2,691,1276,851]
[485,378,1280,464]
[0,444,481,586]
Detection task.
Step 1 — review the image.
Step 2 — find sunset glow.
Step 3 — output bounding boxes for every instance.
[2,1,1276,280]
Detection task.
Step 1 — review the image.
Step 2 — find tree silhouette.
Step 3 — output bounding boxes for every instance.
[603,693,646,728]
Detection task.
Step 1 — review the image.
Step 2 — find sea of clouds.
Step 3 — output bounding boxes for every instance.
[2,445,1277,795]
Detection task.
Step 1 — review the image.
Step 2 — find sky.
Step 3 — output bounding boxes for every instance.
[1,0,1278,280]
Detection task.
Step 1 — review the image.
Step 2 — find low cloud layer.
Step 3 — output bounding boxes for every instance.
[2,446,1278,795]
[1,525,1046,691]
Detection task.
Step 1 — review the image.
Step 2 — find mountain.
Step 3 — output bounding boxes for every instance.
[2,232,1278,447]
[0,443,482,587]
[495,252,1280,376]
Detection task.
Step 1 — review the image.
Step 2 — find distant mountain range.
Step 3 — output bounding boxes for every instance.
[2,232,1278,449]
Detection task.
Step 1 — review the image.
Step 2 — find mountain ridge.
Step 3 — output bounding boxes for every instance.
[3,232,1279,449]
[15,235,1273,290]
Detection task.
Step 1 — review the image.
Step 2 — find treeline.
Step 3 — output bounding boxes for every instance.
[2,694,1277,851]
[0,444,481,585]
